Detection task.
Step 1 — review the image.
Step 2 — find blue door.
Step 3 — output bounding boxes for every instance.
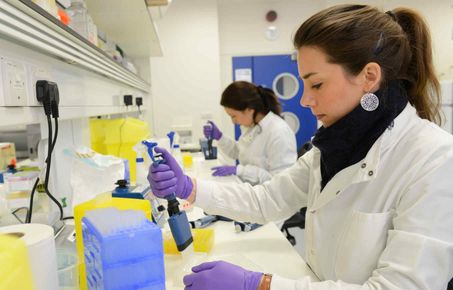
[232,54,317,149]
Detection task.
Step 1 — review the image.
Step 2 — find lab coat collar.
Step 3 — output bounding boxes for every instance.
[240,111,277,143]
[310,103,415,211]
[312,80,408,190]
[258,111,277,129]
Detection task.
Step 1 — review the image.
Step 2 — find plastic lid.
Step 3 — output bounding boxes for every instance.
[136,157,144,162]
[174,144,180,148]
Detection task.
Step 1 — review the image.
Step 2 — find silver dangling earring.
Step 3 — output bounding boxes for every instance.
[360,92,379,112]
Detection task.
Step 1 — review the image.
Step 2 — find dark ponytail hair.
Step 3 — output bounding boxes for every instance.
[293,4,441,124]
[220,81,282,122]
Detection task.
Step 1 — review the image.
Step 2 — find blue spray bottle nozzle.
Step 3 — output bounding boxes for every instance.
[142,141,158,163]
[142,140,175,200]
[167,131,175,148]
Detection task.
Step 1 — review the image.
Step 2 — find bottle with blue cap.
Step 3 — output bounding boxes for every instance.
[168,130,183,168]
[133,142,149,186]
[173,143,183,168]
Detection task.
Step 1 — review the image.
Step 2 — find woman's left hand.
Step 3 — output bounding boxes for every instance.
[211,166,237,176]
[183,261,263,290]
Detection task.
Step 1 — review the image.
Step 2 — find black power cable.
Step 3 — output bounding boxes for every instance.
[136,97,143,114]
[27,81,64,223]
[44,116,63,221]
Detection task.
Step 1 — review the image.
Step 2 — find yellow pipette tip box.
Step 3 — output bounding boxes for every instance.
[163,228,215,255]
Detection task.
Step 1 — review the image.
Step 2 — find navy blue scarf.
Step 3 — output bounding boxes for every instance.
[312,80,408,190]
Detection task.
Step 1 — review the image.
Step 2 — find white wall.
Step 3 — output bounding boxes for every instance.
[217,0,325,137]
[382,0,453,80]
[150,0,222,142]
[217,0,453,81]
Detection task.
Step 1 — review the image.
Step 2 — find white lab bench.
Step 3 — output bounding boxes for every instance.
[162,152,318,288]
[2,152,318,288]
[164,206,318,289]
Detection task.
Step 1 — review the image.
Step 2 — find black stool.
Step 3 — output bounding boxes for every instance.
[280,207,307,246]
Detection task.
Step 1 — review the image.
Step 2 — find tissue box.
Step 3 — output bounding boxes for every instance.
[5,171,39,192]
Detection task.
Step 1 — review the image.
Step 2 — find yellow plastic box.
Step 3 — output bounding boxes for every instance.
[74,194,152,290]
[89,117,150,184]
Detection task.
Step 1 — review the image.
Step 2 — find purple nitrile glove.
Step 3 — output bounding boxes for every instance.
[211,165,237,177]
[147,147,193,199]
[203,121,222,140]
[183,261,263,290]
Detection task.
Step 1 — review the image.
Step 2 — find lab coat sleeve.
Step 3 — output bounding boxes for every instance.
[236,127,297,184]
[270,152,453,290]
[217,135,240,160]
[194,152,312,224]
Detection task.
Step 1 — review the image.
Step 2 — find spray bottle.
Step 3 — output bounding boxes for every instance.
[133,142,149,186]
[167,131,175,148]
[167,131,183,167]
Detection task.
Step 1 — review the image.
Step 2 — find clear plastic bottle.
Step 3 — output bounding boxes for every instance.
[172,144,183,168]
[66,0,89,39]
[135,157,148,186]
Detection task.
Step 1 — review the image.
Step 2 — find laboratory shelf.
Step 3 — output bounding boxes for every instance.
[0,0,158,93]
[0,106,144,127]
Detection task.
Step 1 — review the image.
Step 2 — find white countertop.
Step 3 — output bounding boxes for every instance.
[1,152,318,289]
[164,206,318,289]
[164,153,318,288]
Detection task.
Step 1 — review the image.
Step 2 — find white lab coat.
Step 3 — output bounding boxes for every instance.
[195,104,453,289]
[217,111,297,185]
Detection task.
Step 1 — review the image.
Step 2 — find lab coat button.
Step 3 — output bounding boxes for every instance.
[310,249,315,255]
[310,209,316,214]
[368,170,374,176]
[361,163,366,168]
[336,190,340,195]
[388,121,395,129]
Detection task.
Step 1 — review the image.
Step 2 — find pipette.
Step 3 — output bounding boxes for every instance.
[205,123,216,160]
[143,141,194,252]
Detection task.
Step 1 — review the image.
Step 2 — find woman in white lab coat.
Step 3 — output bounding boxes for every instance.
[204,81,297,185]
[148,4,453,290]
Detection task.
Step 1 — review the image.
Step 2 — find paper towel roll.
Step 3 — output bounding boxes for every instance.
[0,224,59,290]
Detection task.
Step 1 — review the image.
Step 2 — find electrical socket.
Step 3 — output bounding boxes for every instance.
[123,94,133,106]
[1,57,28,106]
[28,65,52,106]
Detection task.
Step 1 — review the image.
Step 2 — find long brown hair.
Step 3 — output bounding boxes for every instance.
[293,5,441,124]
[220,81,282,122]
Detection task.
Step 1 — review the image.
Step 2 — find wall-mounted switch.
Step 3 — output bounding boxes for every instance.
[2,58,28,106]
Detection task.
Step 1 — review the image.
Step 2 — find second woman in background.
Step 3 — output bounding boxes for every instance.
[204,81,297,185]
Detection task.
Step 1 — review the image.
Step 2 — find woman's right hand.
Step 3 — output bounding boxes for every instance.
[147,147,193,199]
[203,121,223,140]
